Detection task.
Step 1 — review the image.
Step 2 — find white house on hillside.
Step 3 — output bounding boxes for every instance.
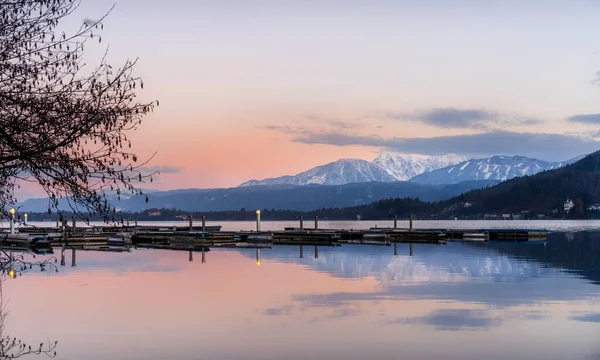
[564,199,574,213]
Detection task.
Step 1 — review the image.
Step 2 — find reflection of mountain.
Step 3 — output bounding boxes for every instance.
[238,232,600,287]
[479,231,600,285]
[239,242,552,284]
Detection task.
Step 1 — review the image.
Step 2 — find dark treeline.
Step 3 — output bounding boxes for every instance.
[16,197,436,222]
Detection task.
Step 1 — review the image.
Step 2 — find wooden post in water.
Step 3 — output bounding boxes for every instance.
[410,242,413,256]
[189,216,193,231]
[134,218,138,235]
[189,250,193,262]
[299,216,304,230]
[56,218,60,229]
[314,216,319,230]
[314,246,319,259]
[71,248,76,267]
[72,216,76,232]
[201,216,206,231]
[394,216,398,229]
[60,247,65,266]
[201,250,206,263]
[409,216,413,230]
[394,243,398,256]
[256,248,261,266]
[300,245,304,258]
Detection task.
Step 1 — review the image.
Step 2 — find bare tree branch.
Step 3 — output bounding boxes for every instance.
[0,0,159,222]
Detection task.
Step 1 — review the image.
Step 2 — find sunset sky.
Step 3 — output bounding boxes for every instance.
[48,0,600,192]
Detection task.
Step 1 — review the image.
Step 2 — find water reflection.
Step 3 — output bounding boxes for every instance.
[1,232,599,359]
[0,251,58,358]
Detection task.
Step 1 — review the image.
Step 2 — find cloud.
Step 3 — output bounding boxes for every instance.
[567,113,600,124]
[291,130,599,161]
[307,114,362,130]
[391,309,502,331]
[262,306,294,316]
[139,165,184,174]
[387,108,542,129]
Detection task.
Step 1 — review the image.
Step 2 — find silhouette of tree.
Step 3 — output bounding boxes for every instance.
[0,0,158,220]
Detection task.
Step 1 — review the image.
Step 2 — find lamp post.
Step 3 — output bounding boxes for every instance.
[23,213,28,225]
[256,209,261,232]
[9,208,15,235]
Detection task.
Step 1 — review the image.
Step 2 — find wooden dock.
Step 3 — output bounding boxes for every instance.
[1,219,548,254]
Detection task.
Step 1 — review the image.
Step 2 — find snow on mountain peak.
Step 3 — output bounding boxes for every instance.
[372,153,467,181]
[239,158,396,187]
[410,154,577,185]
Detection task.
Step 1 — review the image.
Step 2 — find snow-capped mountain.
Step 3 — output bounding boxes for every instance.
[410,155,582,185]
[239,159,396,187]
[373,153,467,181]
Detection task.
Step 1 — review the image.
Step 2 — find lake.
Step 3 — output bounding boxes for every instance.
[2,221,600,359]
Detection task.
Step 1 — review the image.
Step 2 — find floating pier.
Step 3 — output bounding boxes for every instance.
[1,218,548,254]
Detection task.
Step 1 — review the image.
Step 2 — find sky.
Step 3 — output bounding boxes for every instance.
[21,0,600,194]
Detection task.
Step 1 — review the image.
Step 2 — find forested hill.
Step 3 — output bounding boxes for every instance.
[295,149,600,219]
[445,150,600,216]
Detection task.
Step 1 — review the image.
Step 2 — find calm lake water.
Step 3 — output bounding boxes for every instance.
[3,221,600,359]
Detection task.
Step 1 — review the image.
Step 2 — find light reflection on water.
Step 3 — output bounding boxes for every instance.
[1,231,599,360]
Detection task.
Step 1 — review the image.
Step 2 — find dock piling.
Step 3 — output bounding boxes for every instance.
[394,243,398,256]
[410,243,413,256]
[314,216,319,230]
[202,216,206,231]
[56,218,59,229]
[299,216,304,230]
[409,216,413,230]
[394,216,397,229]
[201,250,206,263]
[72,216,76,232]
[71,248,76,267]
[60,247,65,266]
[189,216,193,231]
[189,250,193,262]
[314,245,319,259]
[300,245,304,258]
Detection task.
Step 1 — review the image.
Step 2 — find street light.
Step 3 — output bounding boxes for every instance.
[9,208,15,235]
[255,209,261,232]
[7,268,16,279]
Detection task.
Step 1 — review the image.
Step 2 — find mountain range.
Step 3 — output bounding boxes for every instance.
[18,180,498,213]
[239,159,396,186]
[240,153,583,187]
[311,151,600,218]
[411,155,584,185]
[16,152,589,214]
[372,153,467,181]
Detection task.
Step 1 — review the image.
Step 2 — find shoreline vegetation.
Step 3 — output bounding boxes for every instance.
[15,205,600,222]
